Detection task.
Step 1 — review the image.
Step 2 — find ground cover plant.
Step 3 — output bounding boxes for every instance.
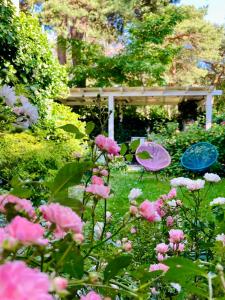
[0,121,224,299]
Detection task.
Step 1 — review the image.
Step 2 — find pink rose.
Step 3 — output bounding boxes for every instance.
[139,200,161,222]
[157,253,165,261]
[100,169,108,177]
[149,263,169,272]
[0,261,53,300]
[52,277,68,293]
[73,233,84,244]
[123,241,132,252]
[95,135,120,156]
[169,229,184,243]
[0,194,35,218]
[167,188,177,199]
[92,176,104,185]
[81,291,102,300]
[178,243,185,252]
[86,184,110,199]
[129,205,138,216]
[155,243,169,254]
[166,216,174,227]
[40,203,83,238]
[6,216,47,246]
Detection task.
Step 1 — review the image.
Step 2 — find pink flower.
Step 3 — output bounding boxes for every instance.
[216,233,225,246]
[157,253,165,261]
[95,135,120,156]
[91,176,104,185]
[166,216,174,227]
[167,188,177,199]
[139,200,161,222]
[100,169,108,177]
[81,291,102,300]
[0,261,53,300]
[86,184,110,199]
[52,277,68,293]
[155,243,169,254]
[129,205,138,216]
[123,241,132,252]
[169,229,184,243]
[149,263,169,272]
[40,203,83,238]
[6,216,47,246]
[130,227,137,234]
[106,232,112,239]
[73,233,84,244]
[186,179,205,191]
[176,200,182,206]
[0,194,35,218]
[178,243,185,252]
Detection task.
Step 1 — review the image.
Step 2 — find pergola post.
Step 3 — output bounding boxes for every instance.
[205,93,213,130]
[108,95,114,140]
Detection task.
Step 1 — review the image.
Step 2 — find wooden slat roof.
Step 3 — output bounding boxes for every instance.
[61,86,222,106]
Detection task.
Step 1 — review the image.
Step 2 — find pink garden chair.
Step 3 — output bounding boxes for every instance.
[135,142,171,179]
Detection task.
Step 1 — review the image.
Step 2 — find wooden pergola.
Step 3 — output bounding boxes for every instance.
[61,86,222,140]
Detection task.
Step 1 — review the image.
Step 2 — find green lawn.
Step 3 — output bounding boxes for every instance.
[105,170,225,219]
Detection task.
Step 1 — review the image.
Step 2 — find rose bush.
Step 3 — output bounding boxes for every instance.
[0,125,224,299]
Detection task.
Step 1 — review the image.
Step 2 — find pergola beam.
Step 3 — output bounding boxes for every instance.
[61,86,222,139]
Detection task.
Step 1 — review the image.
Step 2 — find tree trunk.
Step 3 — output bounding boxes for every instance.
[57,36,67,65]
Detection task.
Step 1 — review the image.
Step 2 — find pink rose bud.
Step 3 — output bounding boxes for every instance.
[73,233,84,244]
[129,205,138,216]
[52,277,68,293]
[166,216,174,227]
[176,200,182,206]
[123,241,132,252]
[130,227,137,234]
[106,211,112,222]
[106,232,112,239]
[167,188,177,199]
[157,253,164,261]
[178,243,185,252]
[100,169,109,177]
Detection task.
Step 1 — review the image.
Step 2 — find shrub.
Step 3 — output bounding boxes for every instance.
[0,132,83,203]
[161,124,225,177]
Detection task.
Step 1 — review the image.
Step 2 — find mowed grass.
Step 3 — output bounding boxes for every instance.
[101,170,225,220]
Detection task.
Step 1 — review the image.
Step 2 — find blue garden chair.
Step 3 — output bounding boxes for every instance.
[181,142,218,172]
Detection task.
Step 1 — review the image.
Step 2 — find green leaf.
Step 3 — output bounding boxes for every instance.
[51,190,83,214]
[120,143,127,156]
[136,151,151,160]
[62,253,84,279]
[130,139,140,152]
[11,186,32,199]
[59,124,85,139]
[51,161,92,197]
[125,154,133,162]
[104,255,132,282]
[86,121,95,135]
[164,257,205,283]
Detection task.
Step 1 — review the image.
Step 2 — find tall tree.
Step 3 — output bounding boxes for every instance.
[164,6,224,86]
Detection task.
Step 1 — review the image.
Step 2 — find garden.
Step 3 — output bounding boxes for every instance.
[0,0,225,299]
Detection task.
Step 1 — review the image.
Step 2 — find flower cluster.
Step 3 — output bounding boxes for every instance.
[0,85,38,128]
[95,135,120,156]
[170,177,205,191]
[0,194,36,219]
